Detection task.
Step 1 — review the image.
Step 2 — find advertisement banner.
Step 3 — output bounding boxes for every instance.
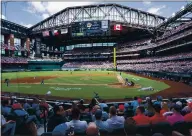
[61,28,68,34]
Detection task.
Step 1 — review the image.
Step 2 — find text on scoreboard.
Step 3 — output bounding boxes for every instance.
[71,20,110,37]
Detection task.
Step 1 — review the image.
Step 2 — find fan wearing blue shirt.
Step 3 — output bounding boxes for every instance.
[65,107,88,133]
[106,106,125,130]
[94,109,111,132]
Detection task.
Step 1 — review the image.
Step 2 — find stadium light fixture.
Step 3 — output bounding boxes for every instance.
[172,12,175,17]
[181,6,185,10]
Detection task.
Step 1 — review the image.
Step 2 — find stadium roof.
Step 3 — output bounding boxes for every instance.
[29,3,165,30]
[1,19,28,29]
[155,2,192,31]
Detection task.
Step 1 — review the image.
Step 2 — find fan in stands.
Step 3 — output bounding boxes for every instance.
[1,95,192,136]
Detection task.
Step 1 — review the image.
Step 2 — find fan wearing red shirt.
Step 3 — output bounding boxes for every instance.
[150,104,168,124]
[133,106,150,125]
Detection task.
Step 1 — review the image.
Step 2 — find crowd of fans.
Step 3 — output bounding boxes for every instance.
[1,43,28,51]
[117,26,192,53]
[155,28,192,46]
[62,61,114,69]
[117,52,192,64]
[117,39,151,48]
[29,58,62,62]
[156,21,192,41]
[118,60,192,73]
[64,55,109,60]
[1,96,192,136]
[64,48,112,56]
[117,43,156,52]
[1,97,49,136]
[1,56,63,64]
[1,56,28,64]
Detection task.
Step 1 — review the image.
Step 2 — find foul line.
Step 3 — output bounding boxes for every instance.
[18,83,108,86]
[116,74,125,84]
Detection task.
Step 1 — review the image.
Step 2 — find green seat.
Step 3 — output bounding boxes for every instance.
[80,113,92,123]
[124,110,133,119]
[172,121,188,135]
[151,122,172,136]
[186,122,192,135]
[136,125,151,136]
[103,107,109,113]
[41,132,52,136]
[74,132,86,136]
[108,128,125,136]
[27,108,36,115]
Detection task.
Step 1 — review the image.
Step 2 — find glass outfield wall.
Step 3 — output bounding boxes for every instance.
[66,43,116,50]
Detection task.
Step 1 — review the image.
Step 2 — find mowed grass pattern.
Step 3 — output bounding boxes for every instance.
[1,71,170,99]
[46,76,118,84]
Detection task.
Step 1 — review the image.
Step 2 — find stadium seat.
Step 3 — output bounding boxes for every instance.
[41,132,52,136]
[48,108,54,118]
[27,108,36,115]
[124,109,134,119]
[99,129,108,135]
[103,107,109,113]
[136,125,151,136]
[67,115,72,121]
[108,128,126,136]
[184,121,192,135]
[186,121,192,130]
[129,106,134,110]
[172,121,187,135]
[80,113,92,123]
[74,132,86,136]
[151,122,172,136]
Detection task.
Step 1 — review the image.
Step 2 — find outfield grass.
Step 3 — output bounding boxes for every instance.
[1,71,170,99]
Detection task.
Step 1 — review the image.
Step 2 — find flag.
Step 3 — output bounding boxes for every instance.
[42,31,49,37]
[114,24,122,31]
[54,30,59,36]
[61,28,68,34]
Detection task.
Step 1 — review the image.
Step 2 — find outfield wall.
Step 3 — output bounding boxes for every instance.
[28,61,64,71]
[1,61,64,72]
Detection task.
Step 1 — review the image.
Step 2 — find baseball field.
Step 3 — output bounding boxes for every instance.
[1,71,174,100]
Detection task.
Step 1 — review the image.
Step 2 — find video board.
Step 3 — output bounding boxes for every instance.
[71,20,110,37]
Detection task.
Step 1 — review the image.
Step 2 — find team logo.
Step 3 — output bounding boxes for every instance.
[87,22,92,28]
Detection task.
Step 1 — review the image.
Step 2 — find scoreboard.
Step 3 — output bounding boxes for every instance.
[71,20,110,37]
